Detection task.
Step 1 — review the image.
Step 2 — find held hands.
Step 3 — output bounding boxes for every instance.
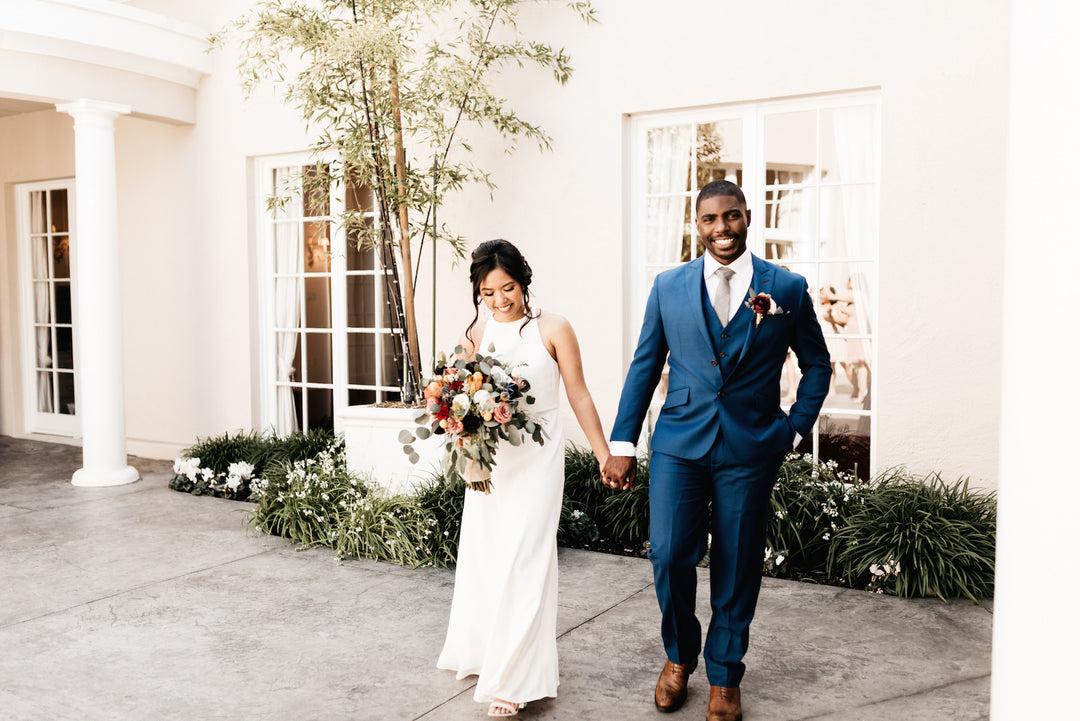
[601,455,636,491]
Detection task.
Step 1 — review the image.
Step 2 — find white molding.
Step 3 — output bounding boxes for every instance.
[0,0,211,88]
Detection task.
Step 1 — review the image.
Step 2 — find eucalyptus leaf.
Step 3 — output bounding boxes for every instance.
[398,430,415,444]
[415,426,432,440]
[408,452,420,464]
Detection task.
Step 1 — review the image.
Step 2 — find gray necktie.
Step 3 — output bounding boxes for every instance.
[713,266,735,327]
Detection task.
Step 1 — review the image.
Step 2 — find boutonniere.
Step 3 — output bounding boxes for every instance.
[745,288,783,327]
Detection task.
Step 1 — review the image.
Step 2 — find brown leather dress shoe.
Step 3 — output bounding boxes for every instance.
[654,659,696,712]
[706,686,742,721]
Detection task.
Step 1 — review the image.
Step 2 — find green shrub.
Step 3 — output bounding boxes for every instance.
[829,469,997,602]
[249,453,463,568]
[410,471,467,568]
[169,428,341,501]
[766,453,870,581]
[560,443,650,555]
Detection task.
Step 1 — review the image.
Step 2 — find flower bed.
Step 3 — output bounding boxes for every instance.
[170,431,996,602]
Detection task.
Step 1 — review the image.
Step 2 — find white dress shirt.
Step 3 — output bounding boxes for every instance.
[703,248,753,324]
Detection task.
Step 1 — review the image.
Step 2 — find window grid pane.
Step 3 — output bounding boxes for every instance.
[638,98,876,475]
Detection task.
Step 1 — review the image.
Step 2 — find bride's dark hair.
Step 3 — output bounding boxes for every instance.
[466,239,538,346]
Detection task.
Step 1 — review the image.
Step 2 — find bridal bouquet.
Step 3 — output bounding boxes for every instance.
[399,344,546,493]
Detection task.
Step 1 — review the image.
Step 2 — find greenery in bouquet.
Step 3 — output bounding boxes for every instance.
[400,345,546,493]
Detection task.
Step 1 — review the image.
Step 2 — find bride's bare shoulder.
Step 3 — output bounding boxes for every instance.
[459,319,486,356]
[537,311,570,331]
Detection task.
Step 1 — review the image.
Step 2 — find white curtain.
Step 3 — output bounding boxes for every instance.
[31,192,54,413]
[830,106,875,369]
[275,175,303,434]
[647,125,693,265]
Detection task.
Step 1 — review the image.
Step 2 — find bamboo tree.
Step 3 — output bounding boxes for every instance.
[212,0,595,397]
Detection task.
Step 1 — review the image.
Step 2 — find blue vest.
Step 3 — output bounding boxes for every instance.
[699,274,753,381]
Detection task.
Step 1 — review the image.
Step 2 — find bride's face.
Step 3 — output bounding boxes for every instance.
[479,266,525,322]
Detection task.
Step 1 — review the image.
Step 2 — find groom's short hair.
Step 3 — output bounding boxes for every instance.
[695,180,746,214]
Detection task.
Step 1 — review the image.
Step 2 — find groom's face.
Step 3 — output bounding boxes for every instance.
[696,194,750,265]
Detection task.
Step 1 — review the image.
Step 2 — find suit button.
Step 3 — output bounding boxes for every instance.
[717,391,726,398]
[719,353,726,359]
[721,333,729,339]
[711,359,718,366]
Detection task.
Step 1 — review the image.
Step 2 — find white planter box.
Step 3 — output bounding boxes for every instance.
[337,405,444,495]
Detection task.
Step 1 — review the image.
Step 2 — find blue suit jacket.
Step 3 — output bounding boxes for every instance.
[612,254,832,463]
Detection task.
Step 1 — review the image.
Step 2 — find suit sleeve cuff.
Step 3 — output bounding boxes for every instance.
[609,441,636,457]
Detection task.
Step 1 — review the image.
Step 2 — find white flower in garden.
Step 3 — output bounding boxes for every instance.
[174,457,201,481]
[225,475,242,490]
[870,563,884,577]
[776,554,785,565]
[822,532,831,541]
[200,467,216,482]
[763,547,774,562]
[228,461,255,480]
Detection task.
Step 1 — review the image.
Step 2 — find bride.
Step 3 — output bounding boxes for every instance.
[436,239,611,717]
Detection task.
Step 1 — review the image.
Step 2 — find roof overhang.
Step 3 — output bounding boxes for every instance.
[0,0,211,124]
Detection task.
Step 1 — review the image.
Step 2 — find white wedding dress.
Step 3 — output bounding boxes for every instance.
[436,315,566,705]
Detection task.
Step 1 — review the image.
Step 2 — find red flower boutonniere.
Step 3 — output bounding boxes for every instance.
[745,288,783,328]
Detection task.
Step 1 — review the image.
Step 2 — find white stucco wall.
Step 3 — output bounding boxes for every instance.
[1,0,1009,486]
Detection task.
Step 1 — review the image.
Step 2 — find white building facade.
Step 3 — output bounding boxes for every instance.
[1,0,1011,486]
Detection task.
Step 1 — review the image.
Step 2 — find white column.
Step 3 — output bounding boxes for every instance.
[57,99,139,487]
[991,2,1080,717]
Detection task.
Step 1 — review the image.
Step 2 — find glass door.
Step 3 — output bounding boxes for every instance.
[18,180,79,436]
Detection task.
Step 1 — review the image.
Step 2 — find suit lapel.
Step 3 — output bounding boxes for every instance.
[732,254,775,373]
[682,256,714,351]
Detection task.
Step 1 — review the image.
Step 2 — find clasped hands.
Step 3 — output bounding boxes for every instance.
[600,455,636,491]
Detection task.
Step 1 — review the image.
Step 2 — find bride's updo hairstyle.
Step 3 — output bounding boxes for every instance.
[466,239,537,346]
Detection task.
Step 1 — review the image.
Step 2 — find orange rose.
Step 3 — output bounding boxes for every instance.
[424,380,443,400]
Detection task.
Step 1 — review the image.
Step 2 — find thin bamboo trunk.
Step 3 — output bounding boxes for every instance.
[390,58,421,390]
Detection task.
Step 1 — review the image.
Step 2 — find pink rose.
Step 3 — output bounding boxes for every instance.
[492,403,512,424]
[445,417,464,434]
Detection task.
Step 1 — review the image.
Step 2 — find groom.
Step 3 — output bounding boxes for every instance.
[602,180,831,721]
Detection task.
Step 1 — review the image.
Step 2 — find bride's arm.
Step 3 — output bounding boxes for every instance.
[543,315,610,468]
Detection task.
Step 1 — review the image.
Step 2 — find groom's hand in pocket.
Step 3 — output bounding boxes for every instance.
[601,455,636,491]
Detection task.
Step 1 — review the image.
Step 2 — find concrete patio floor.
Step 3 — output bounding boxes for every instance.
[0,436,992,720]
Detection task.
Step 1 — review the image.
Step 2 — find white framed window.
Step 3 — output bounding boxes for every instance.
[17,180,80,437]
[255,154,404,435]
[628,91,880,478]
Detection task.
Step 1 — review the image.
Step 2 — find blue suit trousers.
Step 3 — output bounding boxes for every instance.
[648,439,783,688]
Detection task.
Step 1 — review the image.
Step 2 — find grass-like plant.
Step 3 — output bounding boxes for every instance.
[828,469,997,603]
